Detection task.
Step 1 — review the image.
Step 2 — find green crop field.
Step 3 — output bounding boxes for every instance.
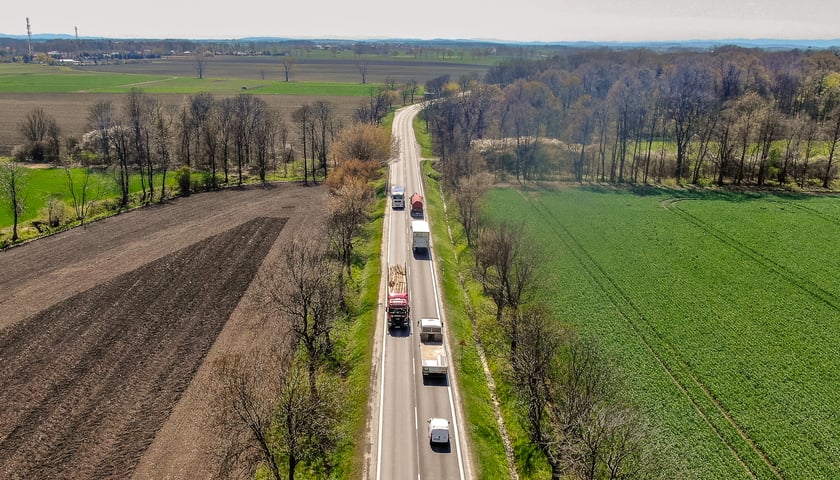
[483,186,840,479]
[0,166,177,228]
[0,63,376,95]
[0,64,168,93]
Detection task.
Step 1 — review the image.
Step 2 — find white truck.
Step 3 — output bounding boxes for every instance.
[419,318,447,376]
[411,220,430,254]
[427,417,450,444]
[391,185,405,209]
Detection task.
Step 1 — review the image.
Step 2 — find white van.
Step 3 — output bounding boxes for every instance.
[428,417,450,444]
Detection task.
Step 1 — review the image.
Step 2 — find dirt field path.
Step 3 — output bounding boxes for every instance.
[0,184,327,479]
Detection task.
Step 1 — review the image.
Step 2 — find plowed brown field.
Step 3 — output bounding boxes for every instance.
[0,183,326,479]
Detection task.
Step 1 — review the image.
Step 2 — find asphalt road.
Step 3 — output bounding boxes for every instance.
[373,103,470,480]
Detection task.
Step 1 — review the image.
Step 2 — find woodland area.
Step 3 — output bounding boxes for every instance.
[425,46,840,189]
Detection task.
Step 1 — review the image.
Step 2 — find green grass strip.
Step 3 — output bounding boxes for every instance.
[419,158,511,479]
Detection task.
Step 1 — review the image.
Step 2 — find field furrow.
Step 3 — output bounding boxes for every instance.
[0,216,286,479]
[528,195,778,480]
[665,198,840,311]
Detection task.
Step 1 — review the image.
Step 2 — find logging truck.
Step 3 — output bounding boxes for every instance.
[386,264,409,329]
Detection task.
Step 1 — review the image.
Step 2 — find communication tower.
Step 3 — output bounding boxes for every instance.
[26,17,32,56]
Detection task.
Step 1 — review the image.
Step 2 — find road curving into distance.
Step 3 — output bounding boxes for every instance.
[371,103,471,480]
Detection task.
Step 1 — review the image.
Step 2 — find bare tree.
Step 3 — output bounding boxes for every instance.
[732,91,765,185]
[508,304,566,458]
[401,79,418,104]
[665,63,714,184]
[206,310,341,480]
[87,100,115,164]
[216,97,236,184]
[454,172,492,247]
[189,91,219,188]
[474,221,539,337]
[327,176,372,287]
[281,56,296,82]
[292,104,314,185]
[499,80,551,183]
[232,94,259,186]
[312,101,336,178]
[755,109,782,187]
[250,98,277,184]
[822,102,840,188]
[712,102,738,186]
[275,117,293,177]
[0,160,29,242]
[110,122,132,208]
[193,49,208,79]
[17,107,61,163]
[176,102,194,168]
[356,61,369,84]
[511,314,670,480]
[206,349,288,480]
[354,87,392,125]
[124,89,156,202]
[566,95,597,182]
[263,234,341,393]
[151,101,174,201]
[274,361,342,480]
[425,74,450,98]
[63,160,101,227]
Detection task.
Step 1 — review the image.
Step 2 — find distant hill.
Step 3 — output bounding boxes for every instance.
[1,33,76,40]
[0,33,838,50]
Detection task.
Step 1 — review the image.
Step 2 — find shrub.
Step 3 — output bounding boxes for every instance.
[174,167,191,196]
[40,195,71,228]
[203,173,219,191]
[326,159,382,191]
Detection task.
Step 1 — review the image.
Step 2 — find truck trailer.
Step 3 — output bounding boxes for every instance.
[419,318,447,376]
[410,193,424,217]
[411,220,430,254]
[386,264,409,329]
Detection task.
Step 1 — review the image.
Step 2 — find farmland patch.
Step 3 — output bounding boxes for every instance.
[0,216,286,479]
[484,186,840,479]
[0,183,327,478]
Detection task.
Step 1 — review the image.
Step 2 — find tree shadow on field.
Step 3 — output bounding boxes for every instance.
[579,183,671,198]
[578,182,822,203]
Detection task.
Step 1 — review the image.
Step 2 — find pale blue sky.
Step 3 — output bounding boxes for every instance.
[2,0,838,42]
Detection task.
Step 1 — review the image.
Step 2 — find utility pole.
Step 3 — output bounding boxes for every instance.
[26,17,32,57]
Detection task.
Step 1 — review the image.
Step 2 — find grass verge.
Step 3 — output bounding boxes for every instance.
[421,160,512,478]
[289,174,385,479]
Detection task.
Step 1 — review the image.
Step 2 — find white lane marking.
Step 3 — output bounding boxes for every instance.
[375,174,395,480]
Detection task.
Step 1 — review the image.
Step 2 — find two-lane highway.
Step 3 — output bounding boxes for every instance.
[373,103,470,480]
